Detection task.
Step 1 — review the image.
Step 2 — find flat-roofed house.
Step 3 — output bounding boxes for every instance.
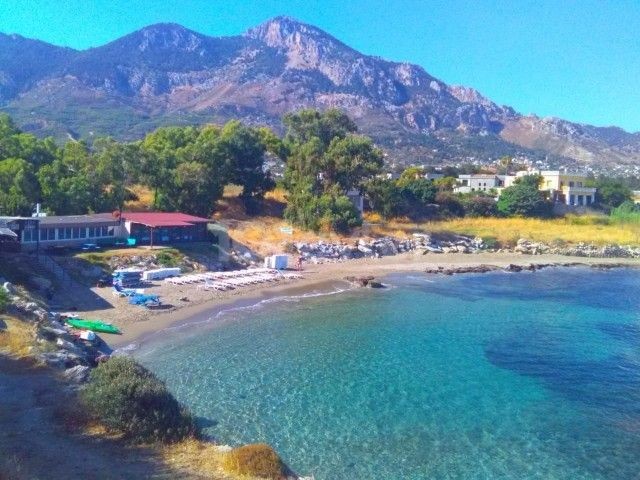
[454,174,504,194]
[0,213,123,252]
[503,169,597,206]
[37,213,124,249]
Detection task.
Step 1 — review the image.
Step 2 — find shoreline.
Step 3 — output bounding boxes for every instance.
[102,252,640,349]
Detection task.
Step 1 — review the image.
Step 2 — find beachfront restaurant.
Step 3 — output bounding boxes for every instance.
[0,211,213,252]
[0,217,37,252]
[121,212,211,246]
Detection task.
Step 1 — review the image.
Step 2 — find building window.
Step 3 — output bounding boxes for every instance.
[58,227,73,240]
[569,181,575,187]
[80,228,87,238]
[23,229,36,242]
[40,228,55,241]
[72,227,81,239]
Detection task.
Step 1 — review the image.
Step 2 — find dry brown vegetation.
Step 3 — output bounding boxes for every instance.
[160,438,235,479]
[124,184,155,211]
[416,216,640,247]
[222,443,287,479]
[0,316,35,358]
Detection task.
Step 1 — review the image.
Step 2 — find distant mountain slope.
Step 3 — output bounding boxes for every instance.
[2,16,639,171]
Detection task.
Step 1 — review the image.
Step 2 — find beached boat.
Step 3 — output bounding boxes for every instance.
[65,318,121,334]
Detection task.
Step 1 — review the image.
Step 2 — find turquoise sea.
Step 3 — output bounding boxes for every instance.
[135,268,640,479]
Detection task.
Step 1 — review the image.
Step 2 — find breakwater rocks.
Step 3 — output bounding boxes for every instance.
[293,234,484,262]
[291,234,640,263]
[514,239,640,258]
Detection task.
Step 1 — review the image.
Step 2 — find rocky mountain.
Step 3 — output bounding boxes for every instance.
[2,16,639,171]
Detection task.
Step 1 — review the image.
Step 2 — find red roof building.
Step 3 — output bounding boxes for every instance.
[121,212,211,228]
[121,212,212,245]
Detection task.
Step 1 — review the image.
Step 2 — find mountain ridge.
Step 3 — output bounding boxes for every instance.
[2,16,639,172]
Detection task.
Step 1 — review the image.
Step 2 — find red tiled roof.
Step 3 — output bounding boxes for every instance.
[121,212,211,228]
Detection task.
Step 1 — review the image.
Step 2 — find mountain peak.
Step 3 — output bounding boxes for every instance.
[110,23,207,52]
[245,16,354,53]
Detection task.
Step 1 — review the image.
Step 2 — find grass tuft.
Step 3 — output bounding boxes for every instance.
[0,317,35,358]
[222,443,286,479]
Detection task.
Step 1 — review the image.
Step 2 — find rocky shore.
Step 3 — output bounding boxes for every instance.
[3,281,106,383]
[293,234,640,262]
[423,261,629,275]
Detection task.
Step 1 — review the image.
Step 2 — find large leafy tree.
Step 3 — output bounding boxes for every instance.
[594,178,632,208]
[282,109,382,232]
[497,175,552,217]
[93,138,141,211]
[0,158,40,215]
[218,121,275,213]
[37,142,97,214]
[364,178,407,219]
[140,126,199,209]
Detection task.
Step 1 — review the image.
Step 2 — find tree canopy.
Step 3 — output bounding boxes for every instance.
[594,178,632,208]
[0,113,277,217]
[282,109,383,232]
[497,175,552,217]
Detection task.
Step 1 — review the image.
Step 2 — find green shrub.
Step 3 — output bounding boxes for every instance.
[435,192,465,218]
[0,288,8,312]
[610,201,640,224]
[81,356,196,443]
[496,179,552,218]
[284,191,361,233]
[481,236,500,250]
[461,194,499,217]
[155,250,180,267]
[595,178,632,208]
[222,443,286,479]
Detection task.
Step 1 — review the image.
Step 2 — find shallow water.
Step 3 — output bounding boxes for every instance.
[136,268,640,479]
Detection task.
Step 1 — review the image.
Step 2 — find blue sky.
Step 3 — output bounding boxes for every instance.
[1,0,639,132]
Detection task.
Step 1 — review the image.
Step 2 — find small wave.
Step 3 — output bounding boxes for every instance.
[403,275,436,283]
[130,285,356,351]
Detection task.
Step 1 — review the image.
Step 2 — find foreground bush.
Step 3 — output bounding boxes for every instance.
[0,288,8,312]
[82,356,197,443]
[222,443,286,479]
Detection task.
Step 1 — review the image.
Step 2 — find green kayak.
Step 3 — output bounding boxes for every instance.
[66,318,121,334]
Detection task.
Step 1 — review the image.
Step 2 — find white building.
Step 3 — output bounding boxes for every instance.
[454,174,504,194]
[503,169,597,206]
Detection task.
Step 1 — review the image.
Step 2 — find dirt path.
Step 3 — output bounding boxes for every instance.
[0,356,180,480]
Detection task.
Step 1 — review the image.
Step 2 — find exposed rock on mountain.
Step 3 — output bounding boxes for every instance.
[1,16,639,169]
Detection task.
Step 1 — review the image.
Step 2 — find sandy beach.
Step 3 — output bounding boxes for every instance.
[84,252,640,350]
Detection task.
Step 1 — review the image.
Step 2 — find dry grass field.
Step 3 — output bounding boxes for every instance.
[367,215,640,247]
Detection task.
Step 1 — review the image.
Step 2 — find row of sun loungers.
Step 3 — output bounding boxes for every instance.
[165,268,303,291]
